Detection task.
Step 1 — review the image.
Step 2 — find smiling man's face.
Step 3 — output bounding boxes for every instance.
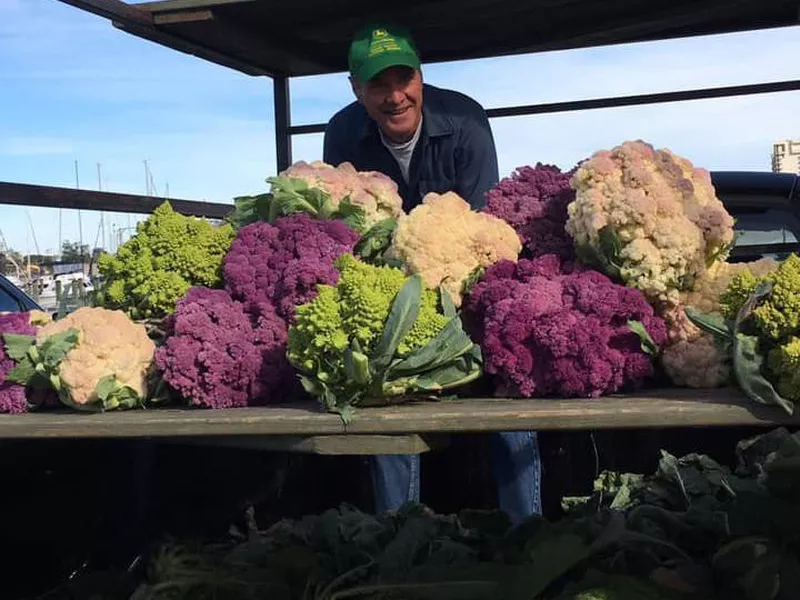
[353,66,423,143]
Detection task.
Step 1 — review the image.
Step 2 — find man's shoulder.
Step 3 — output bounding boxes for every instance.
[327,100,368,135]
[423,84,490,129]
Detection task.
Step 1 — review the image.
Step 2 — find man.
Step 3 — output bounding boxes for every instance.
[322,23,541,524]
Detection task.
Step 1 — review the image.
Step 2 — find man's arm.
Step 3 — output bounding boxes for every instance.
[454,113,499,210]
[323,114,351,167]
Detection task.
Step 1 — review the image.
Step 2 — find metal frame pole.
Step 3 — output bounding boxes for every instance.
[274,76,292,171]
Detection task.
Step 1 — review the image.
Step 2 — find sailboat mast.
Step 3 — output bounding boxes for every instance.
[74,160,84,265]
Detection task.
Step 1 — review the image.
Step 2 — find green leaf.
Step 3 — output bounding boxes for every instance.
[5,358,37,385]
[95,374,120,401]
[389,317,475,377]
[105,385,143,410]
[226,192,275,228]
[440,288,457,319]
[39,328,80,369]
[627,320,659,355]
[344,348,371,386]
[507,531,593,599]
[354,218,397,264]
[370,275,422,373]
[726,281,795,415]
[732,332,794,415]
[596,226,625,278]
[735,280,773,326]
[460,266,485,299]
[685,308,733,341]
[2,333,35,361]
[335,198,367,233]
[410,346,483,392]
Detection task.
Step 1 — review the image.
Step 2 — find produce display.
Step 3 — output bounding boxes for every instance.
[287,254,482,420]
[387,190,522,306]
[463,254,666,398]
[229,159,404,233]
[47,426,800,600]
[565,140,735,306]
[0,312,38,413]
[222,214,360,321]
[4,141,800,600]
[688,253,800,414]
[95,202,235,319]
[2,139,798,417]
[3,307,156,411]
[483,162,576,260]
[155,288,291,409]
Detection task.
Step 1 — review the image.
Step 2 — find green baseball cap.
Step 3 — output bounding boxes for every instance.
[348,23,421,82]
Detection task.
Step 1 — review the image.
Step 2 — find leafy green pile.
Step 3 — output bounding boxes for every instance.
[123,428,800,600]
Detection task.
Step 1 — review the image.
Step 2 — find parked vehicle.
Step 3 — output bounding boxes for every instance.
[0,273,42,313]
[712,170,800,261]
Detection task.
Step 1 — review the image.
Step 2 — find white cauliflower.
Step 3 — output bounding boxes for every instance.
[566,140,735,305]
[277,160,404,230]
[389,191,522,306]
[35,307,156,409]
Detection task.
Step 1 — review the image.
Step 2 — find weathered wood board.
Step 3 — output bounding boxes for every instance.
[157,433,450,455]
[1,388,797,443]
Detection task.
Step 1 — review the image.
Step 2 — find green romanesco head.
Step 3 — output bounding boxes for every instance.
[768,336,800,402]
[287,254,450,384]
[720,253,800,340]
[97,202,234,318]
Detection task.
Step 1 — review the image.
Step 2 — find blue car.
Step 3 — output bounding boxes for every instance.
[0,273,42,313]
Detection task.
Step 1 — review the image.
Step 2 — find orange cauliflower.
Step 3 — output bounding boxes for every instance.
[661,258,777,387]
[277,160,405,230]
[36,307,156,408]
[566,140,735,305]
[389,191,522,306]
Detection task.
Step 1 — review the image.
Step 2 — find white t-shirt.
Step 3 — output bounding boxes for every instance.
[379,117,423,183]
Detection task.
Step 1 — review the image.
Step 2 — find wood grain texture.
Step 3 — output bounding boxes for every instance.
[0,388,797,440]
[158,433,450,454]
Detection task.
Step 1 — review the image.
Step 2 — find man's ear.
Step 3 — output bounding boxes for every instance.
[349,76,363,102]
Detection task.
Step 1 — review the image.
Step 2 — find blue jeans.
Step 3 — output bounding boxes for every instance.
[370,431,541,524]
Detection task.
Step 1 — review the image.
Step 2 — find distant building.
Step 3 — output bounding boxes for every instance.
[772,139,800,175]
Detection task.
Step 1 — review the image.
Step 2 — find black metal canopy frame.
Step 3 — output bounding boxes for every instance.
[51,0,799,175]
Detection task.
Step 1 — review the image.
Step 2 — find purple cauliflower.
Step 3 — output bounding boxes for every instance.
[483,163,576,260]
[223,214,360,322]
[155,287,293,409]
[1,312,36,414]
[463,254,667,398]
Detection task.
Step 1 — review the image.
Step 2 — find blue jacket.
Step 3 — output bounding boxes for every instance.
[322,84,499,211]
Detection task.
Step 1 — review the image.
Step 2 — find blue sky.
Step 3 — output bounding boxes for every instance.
[1,0,799,255]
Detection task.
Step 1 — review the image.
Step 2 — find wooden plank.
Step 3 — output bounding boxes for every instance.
[159,433,450,454]
[0,388,797,440]
[154,9,214,24]
[0,181,232,219]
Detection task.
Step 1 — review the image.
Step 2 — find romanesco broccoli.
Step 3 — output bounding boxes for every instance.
[288,254,449,372]
[767,336,800,402]
[97,202,234,318]
[720,253,800,340]
[287,253,481,421]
